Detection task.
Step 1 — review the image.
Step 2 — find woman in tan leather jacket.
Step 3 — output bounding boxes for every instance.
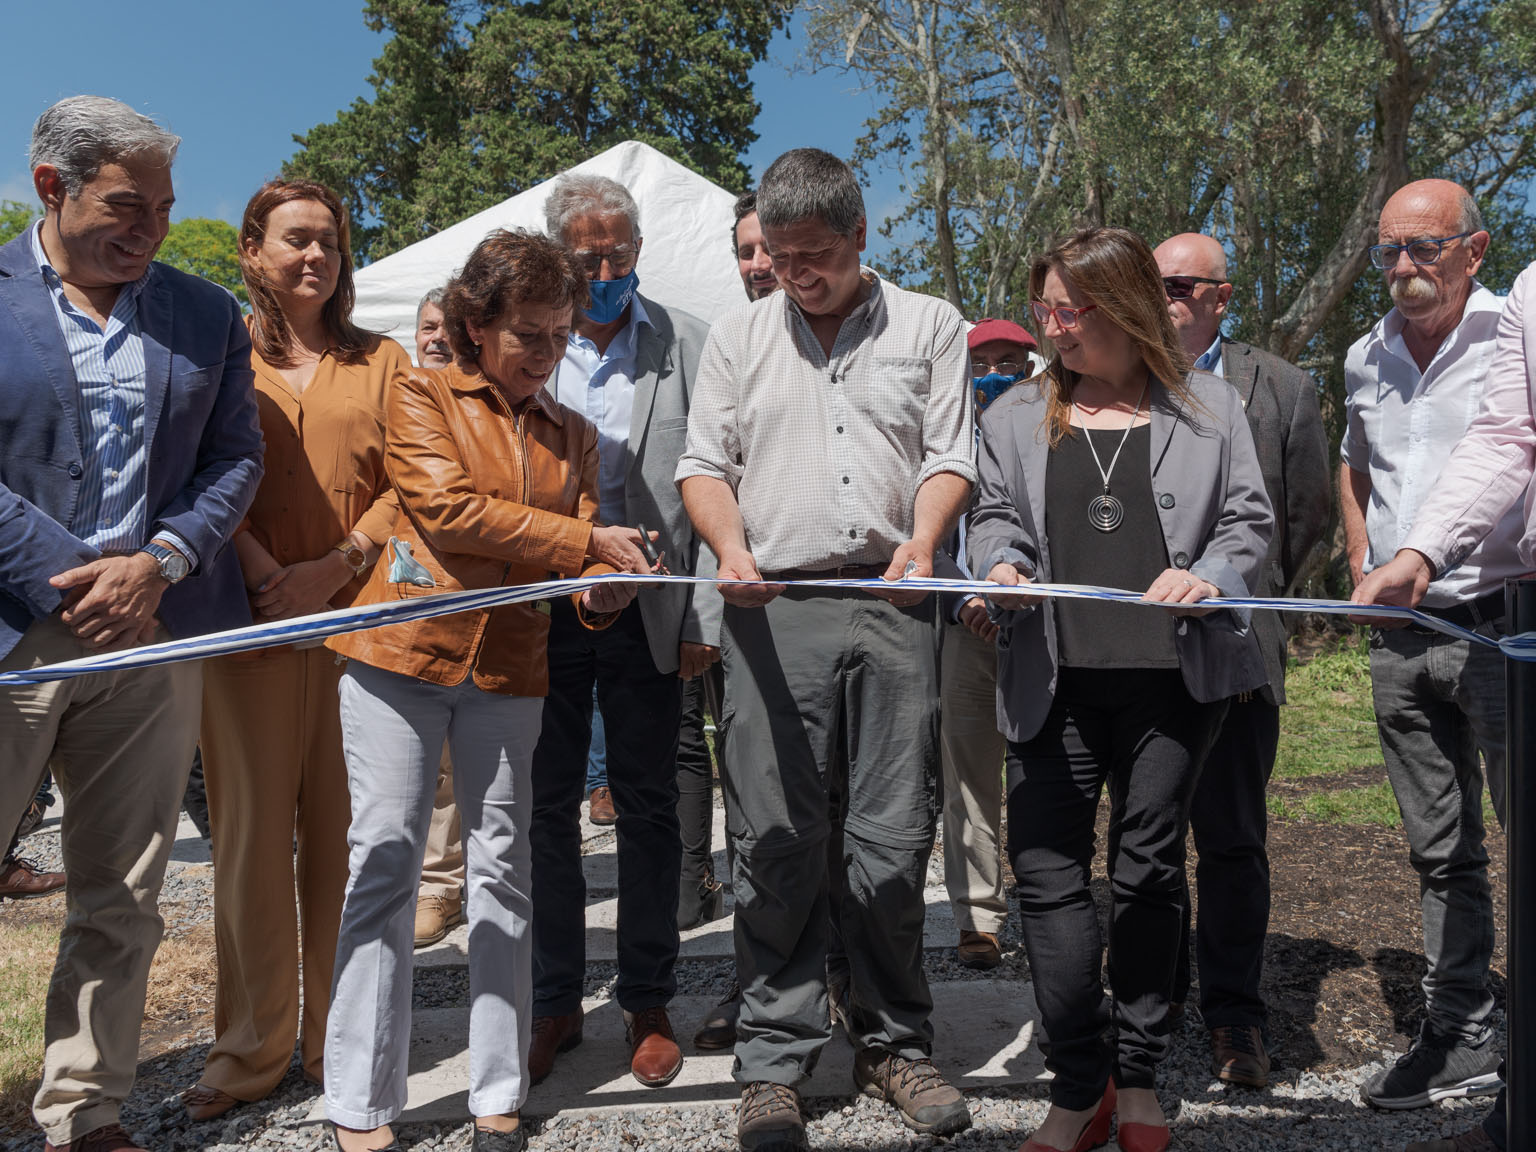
[323,230,646,1152]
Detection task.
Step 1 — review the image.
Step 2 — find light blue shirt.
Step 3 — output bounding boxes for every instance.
[30,223,195,565]
[1194,333,1224,377]
[550,296,652,527]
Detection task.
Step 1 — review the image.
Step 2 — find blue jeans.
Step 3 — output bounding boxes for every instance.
[1368,623,1505,1042]
[585,686,608,793]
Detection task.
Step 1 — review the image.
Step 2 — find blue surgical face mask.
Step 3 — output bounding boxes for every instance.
[973,371,1023,412]
[582,270,639,324]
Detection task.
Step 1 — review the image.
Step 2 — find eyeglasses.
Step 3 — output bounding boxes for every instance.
[1030,301,1099,330]
[572,244,638,278]
[1367,232,1473,271]
[1162,275,1225,301]
[973,358,1025,376]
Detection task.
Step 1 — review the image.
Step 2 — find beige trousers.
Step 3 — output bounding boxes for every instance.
[418,748,463,902]
[0,616,201,1143]
[199,645,351,1099]
[939,619,1009,934]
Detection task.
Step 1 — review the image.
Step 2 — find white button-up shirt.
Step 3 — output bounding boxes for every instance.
[1342,282,1526,606]
[549,296,652,527]
[677,270,974,572]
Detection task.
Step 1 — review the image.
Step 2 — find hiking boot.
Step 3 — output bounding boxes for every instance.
[1211,1024,1270,1088]
[853,1049,971,1135]
[1361,1024,1502,1110]
[737,1081,806,1151]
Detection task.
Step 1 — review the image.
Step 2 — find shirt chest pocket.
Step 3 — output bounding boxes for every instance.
[331,400,387,495]
[850,356,932,423]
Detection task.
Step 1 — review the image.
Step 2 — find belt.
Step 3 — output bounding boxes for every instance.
[762,563,890,581]
[1413,590,1506,631]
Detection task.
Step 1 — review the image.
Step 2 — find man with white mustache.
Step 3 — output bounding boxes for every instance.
[1340,178,1517,1117]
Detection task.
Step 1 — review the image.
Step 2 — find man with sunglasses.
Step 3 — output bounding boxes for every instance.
[1340,179,1515,1116]
[1152,233,1329,1090]
[528,173,721,1090]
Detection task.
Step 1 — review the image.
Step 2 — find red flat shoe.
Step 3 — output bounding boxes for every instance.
[1020,1080,1116,1152]
[1115,1118,1170,1152]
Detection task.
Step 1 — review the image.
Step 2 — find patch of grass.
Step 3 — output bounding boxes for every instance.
[1269,781,1402,828]
[0,918,57,1128]
[1276,628,1381,782]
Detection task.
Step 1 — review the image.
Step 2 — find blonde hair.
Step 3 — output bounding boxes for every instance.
[1029,227,1196,446]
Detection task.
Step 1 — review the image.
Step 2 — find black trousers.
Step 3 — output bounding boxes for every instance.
[1173,695,1279,1030]
[677,664,727,886]
[530,599,683,1015]
[1008,667,1227,1108]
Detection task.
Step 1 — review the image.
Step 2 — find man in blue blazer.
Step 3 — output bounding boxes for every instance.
[0,96,262,1152]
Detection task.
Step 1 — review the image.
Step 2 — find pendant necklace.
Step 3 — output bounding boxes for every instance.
[1073,380,1149,533]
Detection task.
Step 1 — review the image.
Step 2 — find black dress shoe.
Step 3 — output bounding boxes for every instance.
[694,980,742,1049]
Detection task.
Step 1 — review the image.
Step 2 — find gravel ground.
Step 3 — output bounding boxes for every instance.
[1,820,1503,1152]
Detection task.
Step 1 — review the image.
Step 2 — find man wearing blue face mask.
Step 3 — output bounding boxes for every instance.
[531,174,721,1090]
[939,318,1040,971]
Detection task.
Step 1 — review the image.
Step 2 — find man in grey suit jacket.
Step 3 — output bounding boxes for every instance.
[1154,233,1329,1088]
[529,174,720,1090]
[0,97,263,1151]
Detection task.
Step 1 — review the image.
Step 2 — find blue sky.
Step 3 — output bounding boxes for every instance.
[0,2,900,255]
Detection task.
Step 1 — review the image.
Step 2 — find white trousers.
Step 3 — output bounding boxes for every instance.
[325,659,542,1126]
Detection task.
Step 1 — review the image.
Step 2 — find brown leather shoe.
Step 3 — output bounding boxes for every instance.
[1211,1023,1271,1088]
[0,855,66,900]
[528,1010,583,1084]
[44,1124,146,1152]
[413,892,463,948]
[587,786,617,825]
[626,1005,683,1087]
[956,929,1002,970]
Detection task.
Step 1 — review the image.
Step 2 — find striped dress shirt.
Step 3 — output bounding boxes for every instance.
[30,223,194,562]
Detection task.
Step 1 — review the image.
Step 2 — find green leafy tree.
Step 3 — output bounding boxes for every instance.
[0,200,38,245]
[156,218,247,306]
[286,0,792,262]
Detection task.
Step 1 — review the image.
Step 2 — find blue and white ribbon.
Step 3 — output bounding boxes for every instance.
[0,573,1527,686]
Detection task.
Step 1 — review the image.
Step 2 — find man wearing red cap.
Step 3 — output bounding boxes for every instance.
[940,318,1040,970]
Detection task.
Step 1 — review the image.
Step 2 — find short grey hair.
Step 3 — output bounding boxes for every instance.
[416,287,445,326]
[29,96,180,199]
[544,174,642,244]
[1458,189,1485,235]
[757,149,864,238]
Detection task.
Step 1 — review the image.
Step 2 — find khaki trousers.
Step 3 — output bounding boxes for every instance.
[418,749,463,902]
[0,616,201,1143]
[199,645,351,1098]
[939,620,1008,934]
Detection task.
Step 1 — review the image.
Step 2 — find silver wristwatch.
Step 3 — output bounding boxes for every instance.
[141,541,191,584]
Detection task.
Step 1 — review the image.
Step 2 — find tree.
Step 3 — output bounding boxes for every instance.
[157,218,247,306]
[285,0,792,262]
[0,200,37,246]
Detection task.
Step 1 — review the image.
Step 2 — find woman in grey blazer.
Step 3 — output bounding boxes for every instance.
[968,228,1272,1152]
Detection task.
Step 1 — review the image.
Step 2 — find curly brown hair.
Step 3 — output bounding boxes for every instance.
[1029,227,1197,446]
[442,229,590,368]
[239,179,373,367]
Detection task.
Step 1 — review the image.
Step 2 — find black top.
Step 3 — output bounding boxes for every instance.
[1045,422,1178,668]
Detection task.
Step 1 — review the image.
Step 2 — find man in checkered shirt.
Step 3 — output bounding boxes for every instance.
[677,147,975,1152]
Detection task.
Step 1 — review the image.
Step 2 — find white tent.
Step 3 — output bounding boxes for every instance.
[352,140,742,356]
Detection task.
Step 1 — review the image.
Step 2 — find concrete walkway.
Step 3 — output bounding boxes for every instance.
[307,803,1046,1123]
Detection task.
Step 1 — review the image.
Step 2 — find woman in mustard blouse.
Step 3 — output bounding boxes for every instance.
[183,179,412,1120]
